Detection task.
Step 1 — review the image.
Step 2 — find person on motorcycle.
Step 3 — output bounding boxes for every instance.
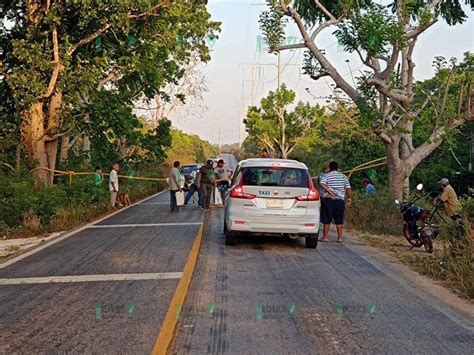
[433,178,462,221]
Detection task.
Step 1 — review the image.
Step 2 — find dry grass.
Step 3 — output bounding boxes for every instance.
[353,218,473,299]
[22,209,41,233]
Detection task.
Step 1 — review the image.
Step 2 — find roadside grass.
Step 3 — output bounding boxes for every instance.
[1,172,166,240]
[347,192,473,299]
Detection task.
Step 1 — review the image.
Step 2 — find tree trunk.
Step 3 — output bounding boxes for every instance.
[117,136,128,160]
[83,134,91,167]
[23,102,49,187]
[15,143,21,170]
[385,138,406,200]
[43,90,62,184]
[60,135,69,165]
[45,140,58,185]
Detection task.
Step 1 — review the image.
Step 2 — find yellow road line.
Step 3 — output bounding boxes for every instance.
[151,223,205,355]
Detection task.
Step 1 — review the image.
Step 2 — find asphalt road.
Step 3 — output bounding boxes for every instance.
[1,192,473,354]
[0,191,204,353]
[171,208,474,354]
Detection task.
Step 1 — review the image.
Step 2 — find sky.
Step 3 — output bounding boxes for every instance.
[170,0,474,146]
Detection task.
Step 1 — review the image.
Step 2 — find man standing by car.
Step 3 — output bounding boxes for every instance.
[214,159,229,205]
[199,160,214,211]
[320,161,352,242]
[434,178,462,221]
[168,161,183,213]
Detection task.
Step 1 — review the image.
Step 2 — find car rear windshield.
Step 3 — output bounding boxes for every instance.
[242,167,309,188]
[181,165,198,174]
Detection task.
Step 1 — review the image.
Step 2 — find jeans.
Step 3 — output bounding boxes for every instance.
[201,184,213,209]
[170,190,179,212]
[184,184,201,205]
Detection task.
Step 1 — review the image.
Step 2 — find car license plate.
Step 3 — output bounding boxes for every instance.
[266,199,284,209]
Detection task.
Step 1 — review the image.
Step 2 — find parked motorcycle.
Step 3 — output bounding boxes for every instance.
[394,184,442,254]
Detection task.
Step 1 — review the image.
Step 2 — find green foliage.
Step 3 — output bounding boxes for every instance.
[346,189,401,236]
[0,168,165,235]
[164,129,218,167]
[335,4,406,56]
[259,9,285,51]
[0,0,220,172]
[244,84,324,158]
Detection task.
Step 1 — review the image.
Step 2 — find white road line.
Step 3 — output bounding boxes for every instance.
[89,223,203,228]
[0,272,183,285]
[0,190,168,269]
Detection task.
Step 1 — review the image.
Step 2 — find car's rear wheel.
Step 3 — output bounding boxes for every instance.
[305,236,318,249]
[224,222,236,246]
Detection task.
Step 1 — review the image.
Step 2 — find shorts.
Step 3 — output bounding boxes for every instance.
[320,198,345,225]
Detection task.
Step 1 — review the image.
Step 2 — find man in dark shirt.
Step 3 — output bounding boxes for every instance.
[199,160,215,211]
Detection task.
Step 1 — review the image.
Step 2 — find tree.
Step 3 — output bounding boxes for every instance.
[244,84,324,159]
[0,0,219,186]
[260,0,472,198]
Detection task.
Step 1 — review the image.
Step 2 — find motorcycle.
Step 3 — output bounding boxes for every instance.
[394,183,443,254]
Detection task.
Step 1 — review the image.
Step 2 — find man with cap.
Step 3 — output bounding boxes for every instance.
[434,178,462,220]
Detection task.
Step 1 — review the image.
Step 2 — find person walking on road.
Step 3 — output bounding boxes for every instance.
[434,178,462,221]
[109,163,121,209]
[320,161,352,242]
[168,161,183,213]
[184,167,202,207]
[199,160,214,211]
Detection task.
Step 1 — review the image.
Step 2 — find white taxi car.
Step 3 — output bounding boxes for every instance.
[223,159,320,248]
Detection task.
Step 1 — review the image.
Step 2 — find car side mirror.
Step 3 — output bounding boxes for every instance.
[416,183,423,191]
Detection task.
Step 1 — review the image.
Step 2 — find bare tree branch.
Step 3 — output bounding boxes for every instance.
[313,0,336,21]
[310,16,343,41]
[367,77,412,104]
[276,42,307,51]
[42,27,61,98]
[67,23,112,56]
[406,19,437,39]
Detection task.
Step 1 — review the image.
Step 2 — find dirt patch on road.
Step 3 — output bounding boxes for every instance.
[296,305,381,354]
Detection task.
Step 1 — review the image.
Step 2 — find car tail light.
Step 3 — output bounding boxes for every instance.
[296,176,320,201]
[230,176,256,199]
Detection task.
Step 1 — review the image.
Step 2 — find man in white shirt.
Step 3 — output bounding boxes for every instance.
[109,163,120,208]
[168,161,183,213]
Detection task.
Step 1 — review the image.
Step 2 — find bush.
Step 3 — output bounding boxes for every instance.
[0,170,165,237]
[0,173,36,229]
[345,190,401,236]
[22,209,41,233]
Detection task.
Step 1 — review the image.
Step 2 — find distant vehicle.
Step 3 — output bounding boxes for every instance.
[180,164,202,190]
[223,158,320,248]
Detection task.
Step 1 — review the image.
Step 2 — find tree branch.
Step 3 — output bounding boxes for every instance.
[67,2,171,56]
[406,19,437,39]
[42,27,61,98]
[310,16,343,41]
[275,42,307,51]
[313,0,336,21]
[310,72,330,81]
[67,23,112,56]
[367,77,412,104]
